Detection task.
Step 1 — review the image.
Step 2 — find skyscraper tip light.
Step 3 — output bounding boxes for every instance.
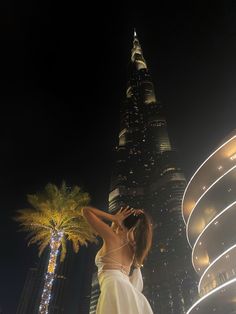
[89,31,197,314]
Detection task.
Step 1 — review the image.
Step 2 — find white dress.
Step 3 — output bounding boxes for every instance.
[95,242,154,314]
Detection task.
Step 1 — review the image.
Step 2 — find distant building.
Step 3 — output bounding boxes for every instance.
[17,261,45,314]
[17,244,94,314]
[182,131,236,313]
[89,273,99,314]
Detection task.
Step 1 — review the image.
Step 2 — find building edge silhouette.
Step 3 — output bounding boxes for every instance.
[89,30,197,314]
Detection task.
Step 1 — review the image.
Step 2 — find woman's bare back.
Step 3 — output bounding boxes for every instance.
[98,232,135,273]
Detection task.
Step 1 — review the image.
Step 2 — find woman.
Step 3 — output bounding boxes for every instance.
[82,205,153,314]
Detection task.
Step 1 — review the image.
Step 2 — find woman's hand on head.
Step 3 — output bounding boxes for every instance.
[113,206,134,229]
[133,209,144,216]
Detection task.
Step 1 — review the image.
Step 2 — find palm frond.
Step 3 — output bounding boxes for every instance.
[15,182,97,261]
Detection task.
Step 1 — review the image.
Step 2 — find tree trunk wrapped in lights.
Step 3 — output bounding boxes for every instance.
[39,231,63,314]
[14,182,97,314]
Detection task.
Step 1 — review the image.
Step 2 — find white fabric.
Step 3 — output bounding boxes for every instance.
[95,248,153,314]
[129,267,143,292]
[96,270,153,314]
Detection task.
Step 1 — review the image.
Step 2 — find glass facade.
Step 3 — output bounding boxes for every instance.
[89,31,197,314]
[17,253,47,314]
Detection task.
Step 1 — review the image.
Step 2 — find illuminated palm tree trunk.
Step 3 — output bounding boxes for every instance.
[39,231,64,314]
[15,183,96,314]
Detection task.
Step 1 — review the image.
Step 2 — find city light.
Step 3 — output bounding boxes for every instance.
[182,134,236,223]
[182,132,236,313]
[186,164,236,247]
[39,231,64,314]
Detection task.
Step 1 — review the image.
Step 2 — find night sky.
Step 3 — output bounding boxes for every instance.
[1,1,236,313]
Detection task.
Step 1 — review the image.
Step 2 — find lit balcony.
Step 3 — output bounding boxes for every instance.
[182,130,236,314]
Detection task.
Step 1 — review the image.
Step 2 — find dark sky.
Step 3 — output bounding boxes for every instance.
[1,1,236,313]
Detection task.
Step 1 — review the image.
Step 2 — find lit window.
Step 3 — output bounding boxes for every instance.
[230,153,236,160]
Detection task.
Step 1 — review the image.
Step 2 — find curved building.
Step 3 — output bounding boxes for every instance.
[182,131,236,314]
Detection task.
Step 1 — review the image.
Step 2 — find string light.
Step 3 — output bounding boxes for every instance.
[38,231,64,314]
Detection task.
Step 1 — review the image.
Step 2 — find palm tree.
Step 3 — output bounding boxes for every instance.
[15,182,97,314]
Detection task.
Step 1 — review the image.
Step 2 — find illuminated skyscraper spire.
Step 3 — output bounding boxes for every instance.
[90,30,197,314]
[108,31,197,313]
[131,29,147,69]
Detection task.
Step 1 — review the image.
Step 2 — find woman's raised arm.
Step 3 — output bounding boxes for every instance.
[82,206,133,241]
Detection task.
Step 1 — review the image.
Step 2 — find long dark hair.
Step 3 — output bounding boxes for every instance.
[123,208,153,267]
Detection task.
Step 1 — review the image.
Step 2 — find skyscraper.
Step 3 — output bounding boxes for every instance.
[182,131,236,314]
[17,254,47,314]
[90,31,197,314]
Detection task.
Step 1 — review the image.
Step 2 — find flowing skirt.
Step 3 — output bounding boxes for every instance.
[96,270,153,314]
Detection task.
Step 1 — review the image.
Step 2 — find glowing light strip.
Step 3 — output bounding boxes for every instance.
[191,200,236,273]
[198,243,236,294]
[39,231,64,314]
[186,277,236,314]
[181,134,236,223]
[186,165,236,247]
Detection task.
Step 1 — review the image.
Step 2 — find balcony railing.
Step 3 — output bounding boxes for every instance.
[199,268,236,297]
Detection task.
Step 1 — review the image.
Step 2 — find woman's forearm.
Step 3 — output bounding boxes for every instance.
[82,206,115,222]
